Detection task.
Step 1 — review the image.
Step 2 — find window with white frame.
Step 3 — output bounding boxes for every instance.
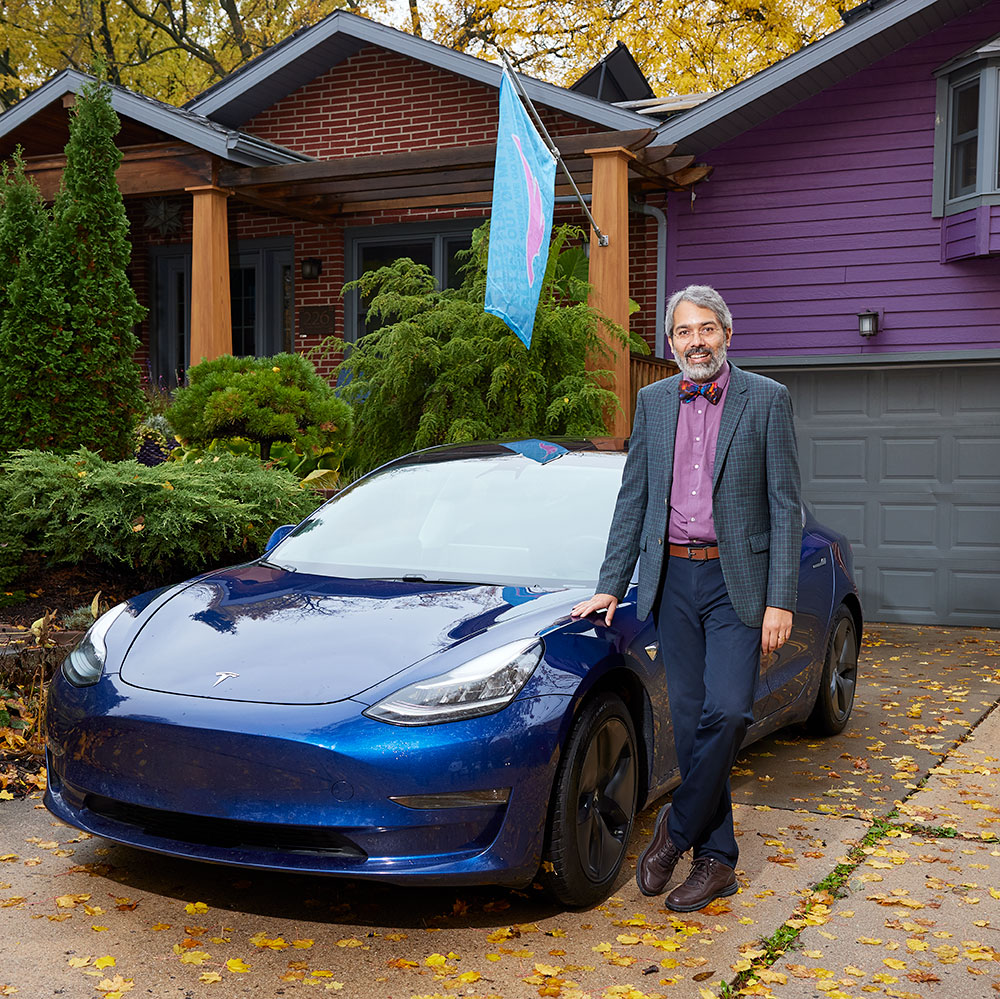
[933,38,1000,216]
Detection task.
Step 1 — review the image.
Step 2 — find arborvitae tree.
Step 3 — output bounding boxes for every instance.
[0,77,144,458]
[0,149,46,327]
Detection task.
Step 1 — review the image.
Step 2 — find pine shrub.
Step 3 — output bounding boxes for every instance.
[166,351,353,463]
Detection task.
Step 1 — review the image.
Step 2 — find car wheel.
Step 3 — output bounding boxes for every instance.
[807,605,858,736]
[541,693,638,907]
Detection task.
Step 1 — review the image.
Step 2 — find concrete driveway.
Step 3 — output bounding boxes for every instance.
[1,623,997,999]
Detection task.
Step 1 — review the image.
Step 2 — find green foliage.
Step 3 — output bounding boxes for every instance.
[0,78,145,459]
[0,148,45,327]
[336,223,641,473]
[166,352,353,464]
[169,435,344,491]
[0,448,321,586]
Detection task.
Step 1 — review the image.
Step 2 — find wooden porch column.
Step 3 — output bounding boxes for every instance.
[185,185,233,365]
[586,146,635,436]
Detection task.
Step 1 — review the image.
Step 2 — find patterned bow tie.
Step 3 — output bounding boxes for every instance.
[679,379,722,405]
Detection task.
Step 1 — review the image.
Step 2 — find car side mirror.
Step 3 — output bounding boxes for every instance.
[264,524,295,554]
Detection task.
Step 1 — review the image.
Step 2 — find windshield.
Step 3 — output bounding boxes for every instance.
[271,451,625,586]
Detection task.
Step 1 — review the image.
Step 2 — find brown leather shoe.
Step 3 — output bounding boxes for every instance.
[665,856,738,911]
[636,804,683,897]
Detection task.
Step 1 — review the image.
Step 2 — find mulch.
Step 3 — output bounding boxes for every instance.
[1,555,161,631]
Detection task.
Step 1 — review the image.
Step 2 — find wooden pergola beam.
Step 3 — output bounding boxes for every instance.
[218,128,655,189]
[24,142,213,200]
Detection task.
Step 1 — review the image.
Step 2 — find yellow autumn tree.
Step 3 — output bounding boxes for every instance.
[424,0,858,94]
[0,0,352,106]
[0,0,861,109]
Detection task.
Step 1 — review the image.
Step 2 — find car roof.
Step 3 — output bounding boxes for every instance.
[385,437,629,469]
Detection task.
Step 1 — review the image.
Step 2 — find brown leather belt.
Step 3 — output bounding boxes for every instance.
[669,544,721,561]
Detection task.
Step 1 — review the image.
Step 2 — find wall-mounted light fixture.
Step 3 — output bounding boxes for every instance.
[301,257,323,280]
[857,309,879,338]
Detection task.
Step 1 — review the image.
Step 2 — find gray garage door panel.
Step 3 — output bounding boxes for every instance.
[765,364,1000,627]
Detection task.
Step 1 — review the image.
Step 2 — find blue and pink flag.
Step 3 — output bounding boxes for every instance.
[485,70,556,349]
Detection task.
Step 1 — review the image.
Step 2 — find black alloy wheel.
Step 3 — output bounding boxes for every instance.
[541,693,638,907]
[807,604,858,735]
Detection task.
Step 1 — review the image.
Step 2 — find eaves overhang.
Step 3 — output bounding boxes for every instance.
[0,69,311,166]
[186,10,650,133]
[653,0,992,154]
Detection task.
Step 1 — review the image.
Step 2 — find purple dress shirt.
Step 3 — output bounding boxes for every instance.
[668,362,731,545]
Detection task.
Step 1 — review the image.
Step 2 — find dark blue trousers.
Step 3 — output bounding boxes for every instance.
[655,555,761,868]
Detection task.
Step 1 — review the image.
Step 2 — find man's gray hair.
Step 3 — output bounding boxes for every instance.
[666,285,733,336]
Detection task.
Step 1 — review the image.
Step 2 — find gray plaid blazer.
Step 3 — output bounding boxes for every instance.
[596,363,801,627]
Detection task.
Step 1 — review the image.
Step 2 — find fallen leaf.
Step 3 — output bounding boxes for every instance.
[226,958,250,973]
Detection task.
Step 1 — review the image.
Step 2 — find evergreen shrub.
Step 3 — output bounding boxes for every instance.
[166,352,352,464]
[0,449,321,587]
[334,223,644,473]
[0,79,145,458]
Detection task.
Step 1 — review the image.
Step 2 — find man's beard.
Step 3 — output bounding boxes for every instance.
[677,340,727,382]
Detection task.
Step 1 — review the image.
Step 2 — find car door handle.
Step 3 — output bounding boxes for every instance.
[811,557,827,568]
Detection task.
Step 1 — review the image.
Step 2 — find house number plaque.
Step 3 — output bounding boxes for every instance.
[299,305,335,338]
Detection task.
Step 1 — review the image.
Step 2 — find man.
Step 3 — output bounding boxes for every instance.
[571,285,801,912]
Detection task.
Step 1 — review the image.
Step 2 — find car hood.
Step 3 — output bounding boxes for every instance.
[119,563,581,704]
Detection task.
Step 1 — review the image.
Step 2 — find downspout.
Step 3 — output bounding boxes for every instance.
[632,199,667,358]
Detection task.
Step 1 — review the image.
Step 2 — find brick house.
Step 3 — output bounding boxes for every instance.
[0,13,701,431]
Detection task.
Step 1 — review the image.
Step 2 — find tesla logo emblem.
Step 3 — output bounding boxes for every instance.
[213,672,240,687]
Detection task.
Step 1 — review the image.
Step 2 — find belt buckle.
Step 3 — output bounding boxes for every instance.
[687,545,704,561]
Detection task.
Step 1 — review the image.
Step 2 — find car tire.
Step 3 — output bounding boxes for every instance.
[541,693,638,908]
[807,604,858,736]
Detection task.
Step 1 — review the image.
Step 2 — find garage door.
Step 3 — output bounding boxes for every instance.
[764,363,1000,627]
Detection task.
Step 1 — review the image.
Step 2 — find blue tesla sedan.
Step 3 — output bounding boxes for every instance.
[44,438,861,907]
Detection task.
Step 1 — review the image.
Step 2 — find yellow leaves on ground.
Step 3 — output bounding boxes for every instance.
[55,893,91,908]
[184,901,209,915]
[225,958,250,973]
[174,947,211,966]
[387,957,419,969]
[755,968,787,984]
[95,976,133,998]
[94,956,116,970]
[199,971,223,983]
[249,932,289,950]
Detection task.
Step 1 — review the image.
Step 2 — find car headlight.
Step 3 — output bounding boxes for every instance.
[364,639,544,726]
[62,603,128,686]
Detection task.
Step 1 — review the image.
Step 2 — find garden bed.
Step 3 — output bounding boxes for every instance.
[1,553,153,631]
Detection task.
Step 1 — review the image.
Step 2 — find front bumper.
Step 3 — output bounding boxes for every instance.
[44,669,571,886]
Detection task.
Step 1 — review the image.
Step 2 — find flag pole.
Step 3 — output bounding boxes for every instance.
[497,49,609,246]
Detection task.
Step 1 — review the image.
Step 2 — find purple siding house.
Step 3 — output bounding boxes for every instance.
[650,0,1000,626]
